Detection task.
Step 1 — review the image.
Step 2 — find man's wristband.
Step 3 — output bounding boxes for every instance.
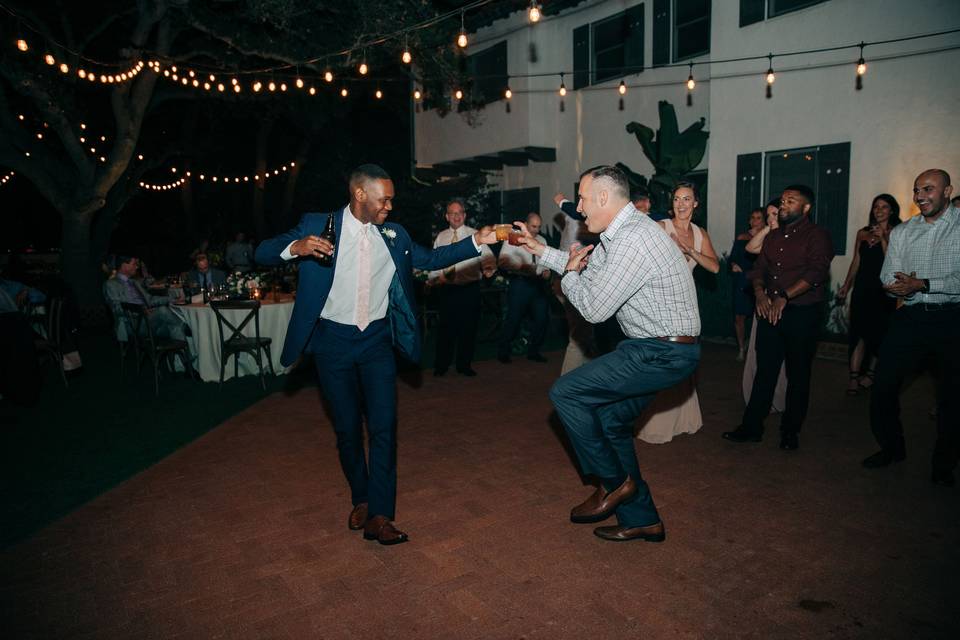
[921,278,930,293]
[563,268,579,278]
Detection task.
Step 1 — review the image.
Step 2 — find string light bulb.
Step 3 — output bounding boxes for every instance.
[528,1,542,23]
[686,63,695,91]
[359,61,368,75]
[457,11,468,48]
[618,80,627,95]
[454,88,463,100]
[413,88,422,100]
[296,77,304,88]
[402,34,412,64]
[324,69,334,83]
[17,38,28,52]
[765,54,775,84]
[44,54,55,65]
[856,42,867,76]
[504,86,512,100]
[375,88,383,99]
[340,87,348,97]
[558,73,566,97]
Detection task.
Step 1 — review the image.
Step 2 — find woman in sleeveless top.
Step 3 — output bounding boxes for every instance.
[836,194,901,395]
[637,182,719,444]
[730,208,766,361]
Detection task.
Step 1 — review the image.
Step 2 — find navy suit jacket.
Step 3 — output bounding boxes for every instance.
[255,208,481,366]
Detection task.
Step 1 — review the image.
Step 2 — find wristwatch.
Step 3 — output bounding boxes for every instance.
[563,268,579,278]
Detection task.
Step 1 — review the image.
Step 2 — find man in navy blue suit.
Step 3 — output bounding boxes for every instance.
[255,164,497,545]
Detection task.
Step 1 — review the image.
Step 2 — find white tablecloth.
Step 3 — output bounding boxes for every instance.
[171,300,294,382]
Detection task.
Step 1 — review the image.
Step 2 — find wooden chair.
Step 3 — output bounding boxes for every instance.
[210,300,274,390]
[120,302,193,395]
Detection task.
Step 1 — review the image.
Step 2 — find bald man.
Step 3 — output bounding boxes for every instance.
[863,169,960,488]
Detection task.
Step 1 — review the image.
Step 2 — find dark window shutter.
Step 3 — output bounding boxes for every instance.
[624,3,645,74]
[740,0,765,27]
[816,142,851,256]
[735,153,763,233]
[573,25,590,89]
[652,0,670,66]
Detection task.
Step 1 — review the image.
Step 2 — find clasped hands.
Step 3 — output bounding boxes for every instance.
[883,271,924,297]
[755,289,788,325]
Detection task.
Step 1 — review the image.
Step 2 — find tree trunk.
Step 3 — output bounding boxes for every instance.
[60,209,101,319]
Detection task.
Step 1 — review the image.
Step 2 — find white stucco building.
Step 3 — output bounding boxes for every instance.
[414,0,960,282]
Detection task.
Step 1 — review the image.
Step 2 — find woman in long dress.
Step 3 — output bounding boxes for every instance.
[730,208,766,361]
[741,199,788,413]
[637,182,719,444]
[836,194,900,394]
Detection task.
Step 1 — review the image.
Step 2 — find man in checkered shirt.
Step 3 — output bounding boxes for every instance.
[513,165,700,543]
[863,168,960,488]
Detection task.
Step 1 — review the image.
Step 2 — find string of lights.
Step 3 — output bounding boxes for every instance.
[137,161,298,192]
[1,170,14,186]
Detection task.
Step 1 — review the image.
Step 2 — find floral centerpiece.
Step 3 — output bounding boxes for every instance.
[226,271,265,298]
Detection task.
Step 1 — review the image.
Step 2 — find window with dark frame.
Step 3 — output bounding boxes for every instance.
[573,4,644,89]
[673,0,710,62]
[466,41,508,106]
[740,0,829,27]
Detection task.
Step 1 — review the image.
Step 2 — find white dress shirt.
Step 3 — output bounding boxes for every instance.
[499,235,549,277]
[881,204,960,305]
[428,225,495,284]
[282,206,396,328]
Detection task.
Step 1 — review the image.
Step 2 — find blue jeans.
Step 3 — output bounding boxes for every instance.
[550,338,700,527]
[311,318,399,519]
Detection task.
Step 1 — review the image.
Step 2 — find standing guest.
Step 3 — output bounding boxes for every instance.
[427,198,495,377]
[836,194,901,395]
[730,208,766,361]
[514,166,700,542]
[723,185,834,451]
[225,232,254,273]
[103,255,188,342]
[863,169,959,487]
[497,212,551,364]
[255,164,498,544]
[742,198,788,414]
[186,252,227,291]
[636,182,718,444]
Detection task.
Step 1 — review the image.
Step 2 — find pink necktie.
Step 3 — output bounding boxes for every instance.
[355,225,371,331]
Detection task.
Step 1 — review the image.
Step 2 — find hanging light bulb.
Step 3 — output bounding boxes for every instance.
[686,63,696,91]
[296,77,304,89]
[618,80,627,95]
[528,1,542,23]
[765,54,775,84]
[504,86,512,100]
[324,69,334,83]
[44,54,55,65]
[558,73,566,97]
[856,42,867,76]
[17,39,28,52]
[375,88,383,99]
[309,86,316,95]
[457,11,468,48]
[340,87,348,97]
[454,88,463,100]
[402,34,412,64]
[59,63,69,74]
[268,81,276,91]
[253,81,262,92]
[359,61,368,75]
[413,88,422,100]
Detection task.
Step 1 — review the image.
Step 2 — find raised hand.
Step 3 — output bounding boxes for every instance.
[512,221,546,256]
[565,243,594,274]
[473,225,498,245]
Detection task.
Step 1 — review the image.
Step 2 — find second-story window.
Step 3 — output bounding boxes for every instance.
[653,0,711,66]
[467,41,508,106]
[740,0,830,27]
[573,4,644,89]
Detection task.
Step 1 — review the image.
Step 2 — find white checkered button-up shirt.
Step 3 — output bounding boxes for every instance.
[539,203,700,338]
[881,205,960,305]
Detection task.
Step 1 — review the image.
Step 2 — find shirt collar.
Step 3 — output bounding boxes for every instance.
[117,273,132,282]
[911,204,958,227]
[600,202,637,243]
[782,216,812,235]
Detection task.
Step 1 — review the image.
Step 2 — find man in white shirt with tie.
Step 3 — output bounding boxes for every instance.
[428,198,495,377]
[497,212,551,364]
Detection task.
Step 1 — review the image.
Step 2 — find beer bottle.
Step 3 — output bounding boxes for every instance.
[317,214,336,267]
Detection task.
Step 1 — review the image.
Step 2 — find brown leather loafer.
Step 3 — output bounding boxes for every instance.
[593,521,666,543]
[363,515,409,545]
[570,476,637,523]
[348,502,369,530]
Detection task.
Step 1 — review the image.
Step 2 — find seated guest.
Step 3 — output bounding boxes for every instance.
[497,212,551,364]
[0,277,46,311]
[103,255,187,342]
[186,252,227,290]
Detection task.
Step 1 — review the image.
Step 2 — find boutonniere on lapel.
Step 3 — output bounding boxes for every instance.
[380,227,397,247]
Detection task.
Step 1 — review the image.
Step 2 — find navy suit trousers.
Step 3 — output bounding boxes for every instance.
[311,317,398,519]
[550,338,700,527]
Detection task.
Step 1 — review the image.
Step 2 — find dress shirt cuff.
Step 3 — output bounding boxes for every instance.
[470,235,482,253]
[928,277,944,294]
[280,241,297,261]
[539,246,567,273]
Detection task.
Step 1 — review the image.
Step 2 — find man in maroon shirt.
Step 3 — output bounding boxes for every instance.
[723,185,834,450]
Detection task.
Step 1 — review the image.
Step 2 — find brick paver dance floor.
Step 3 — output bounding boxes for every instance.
[2,345,957,639]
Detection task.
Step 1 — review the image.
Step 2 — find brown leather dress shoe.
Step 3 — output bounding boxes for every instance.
[363,515,409,545]
[593,521,666,543]
[570,476,637,523]
[348,503,369,530]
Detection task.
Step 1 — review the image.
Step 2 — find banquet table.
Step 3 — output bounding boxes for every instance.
[171,295,295,382]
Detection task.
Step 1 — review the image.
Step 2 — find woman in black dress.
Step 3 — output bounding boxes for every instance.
[730,208,765,360]
[837,194,901,395]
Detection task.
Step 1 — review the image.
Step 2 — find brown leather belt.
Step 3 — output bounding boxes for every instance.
[655,335,698,344]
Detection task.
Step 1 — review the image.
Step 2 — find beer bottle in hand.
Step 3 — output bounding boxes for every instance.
[318,214,336,267]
